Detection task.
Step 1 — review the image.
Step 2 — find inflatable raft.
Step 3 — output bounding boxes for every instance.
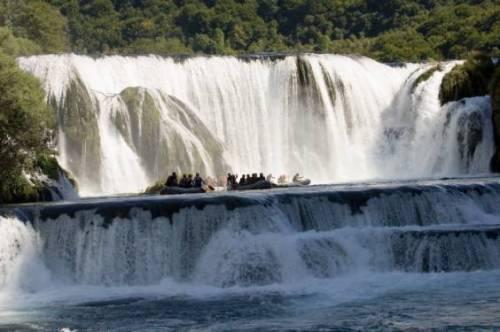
[233,180,273,191]
[160,186,205,195]
[276,179,311,188]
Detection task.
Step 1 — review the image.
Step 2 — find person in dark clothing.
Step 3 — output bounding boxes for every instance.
[239,174,247,186]
[251,173,258,184]
[187,174,194,188]
[165,172,178,187]
[180,174,189,188]
[246,174,251,184]
[194,173,203,187]
[259,173,265,181]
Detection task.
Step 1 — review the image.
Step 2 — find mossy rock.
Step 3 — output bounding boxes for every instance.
[296,56,314,88]
[115,87,229,183]
[0,172,55,204]
[35,153,60,180]
[144,180,164,194]
[119,87,162,169]
[294,56,330,116]
[412,65,440,92]
[439,54,495,105]
[321,64,336,105]
[58,76,101,185]
[490,67,500,172]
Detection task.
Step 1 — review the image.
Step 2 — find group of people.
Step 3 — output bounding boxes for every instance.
[227,172,268,188]
[164,171,305,190]
[165,172,204,188]
[226,172,303,188]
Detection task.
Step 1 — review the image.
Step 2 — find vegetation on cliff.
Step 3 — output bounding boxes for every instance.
[0,52,56,203]
[439,54,496,105]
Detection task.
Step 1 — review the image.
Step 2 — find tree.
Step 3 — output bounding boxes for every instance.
[0,0,69,54]
[0,52,54,202]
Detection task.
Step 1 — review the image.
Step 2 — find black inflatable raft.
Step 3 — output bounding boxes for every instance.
[160,186,205,195]
[233,180,273,191]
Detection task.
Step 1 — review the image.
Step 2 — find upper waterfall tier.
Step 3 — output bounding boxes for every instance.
[18,54,494,196]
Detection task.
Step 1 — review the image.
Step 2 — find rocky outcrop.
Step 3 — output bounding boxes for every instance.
[490,67,500,172]
[439,54,495,105]
[57,77,101,189]
[412,65,440,92]
[438,54,500,172]
[113,87,229,181]
[0,155,78,204]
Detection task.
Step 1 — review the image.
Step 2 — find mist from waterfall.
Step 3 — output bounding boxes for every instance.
[19,55,494,196]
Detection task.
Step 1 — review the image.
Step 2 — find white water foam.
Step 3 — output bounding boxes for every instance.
[0,217,51,302]
[18,55,494,196]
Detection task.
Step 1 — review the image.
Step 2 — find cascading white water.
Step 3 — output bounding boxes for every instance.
[18,54,494,196]
[1,180,499,292]
[0,217,50,294]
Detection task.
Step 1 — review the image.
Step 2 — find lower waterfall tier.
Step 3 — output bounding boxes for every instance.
[1,177,500,290]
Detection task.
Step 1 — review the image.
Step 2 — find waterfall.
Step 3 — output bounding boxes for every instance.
[2,179,500,291]
[18,54,494,196]
[0,217,50,293]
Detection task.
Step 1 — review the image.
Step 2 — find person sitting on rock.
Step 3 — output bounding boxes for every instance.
[194,173,203,187]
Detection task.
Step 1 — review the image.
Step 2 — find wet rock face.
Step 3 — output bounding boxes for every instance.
[456,108,483,164]
[58,77,101,189]
[113,87,229,181]
[491,68,500,172]
[439,55,495,106]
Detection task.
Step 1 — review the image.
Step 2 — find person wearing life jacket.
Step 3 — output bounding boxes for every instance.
[194,173,203,187]
[187,174,194,188]
[293,173,303,183]
[165,172,178,187]
[180,174,189,187]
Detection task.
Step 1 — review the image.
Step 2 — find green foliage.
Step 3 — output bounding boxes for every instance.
[371,28,440,62]
[439,54,496,105]
[0,27,41,57]
[0,0,69,54]
[26,0,499,61]
[0,52,55,203]
[35,153,60,181]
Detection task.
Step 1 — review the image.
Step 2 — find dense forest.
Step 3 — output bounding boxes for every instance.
[0,0,499,202]
[0,0,498,61]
